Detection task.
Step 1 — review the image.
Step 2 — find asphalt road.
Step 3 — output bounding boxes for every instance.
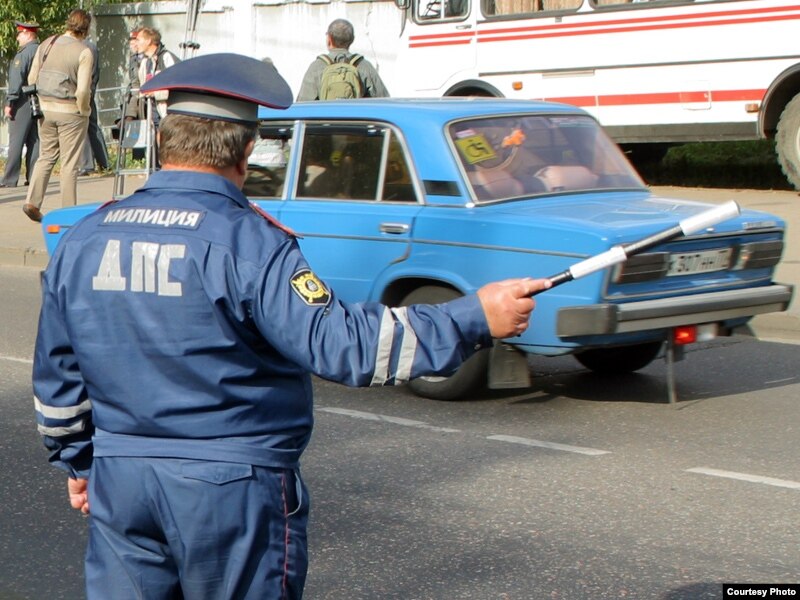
[2,264,798,600]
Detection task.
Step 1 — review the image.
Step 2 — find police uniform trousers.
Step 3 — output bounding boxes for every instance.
[85,457,309,600]
[1,101,39,187]
[25,111,88,209]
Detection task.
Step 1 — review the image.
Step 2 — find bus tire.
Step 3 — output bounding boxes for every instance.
[574,341,663,374]
[776,94,800,191]
[400,285,489,400]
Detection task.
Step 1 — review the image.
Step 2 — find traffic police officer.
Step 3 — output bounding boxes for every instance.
[32,53,550,599]
[1,21,40,188]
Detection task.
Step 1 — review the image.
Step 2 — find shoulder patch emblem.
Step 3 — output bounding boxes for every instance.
[290,269,330,306]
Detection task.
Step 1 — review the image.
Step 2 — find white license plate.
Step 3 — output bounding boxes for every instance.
[667,248,733,276]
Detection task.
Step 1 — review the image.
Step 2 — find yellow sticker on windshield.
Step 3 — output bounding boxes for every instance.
[455,135,497,165]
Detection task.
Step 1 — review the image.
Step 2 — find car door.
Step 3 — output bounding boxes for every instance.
[277,121,424,303]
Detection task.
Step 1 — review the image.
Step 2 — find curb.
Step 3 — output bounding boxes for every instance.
[0,246,49,269]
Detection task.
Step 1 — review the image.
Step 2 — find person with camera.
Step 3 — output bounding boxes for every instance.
[22,9,94,223]
[1,21,40,189]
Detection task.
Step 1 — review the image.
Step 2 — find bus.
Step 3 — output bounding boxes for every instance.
[390,0,800,188]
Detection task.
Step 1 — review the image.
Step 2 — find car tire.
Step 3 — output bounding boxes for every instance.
[574,341,663,374]
[400,286,489,401]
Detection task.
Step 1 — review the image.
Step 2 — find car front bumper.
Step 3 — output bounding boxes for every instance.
[557,284,794,338]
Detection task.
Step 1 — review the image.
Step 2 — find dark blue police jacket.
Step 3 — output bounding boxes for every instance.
[33,170,492,479]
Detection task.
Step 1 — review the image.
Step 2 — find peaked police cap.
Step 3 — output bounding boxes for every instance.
[15,21,40,32]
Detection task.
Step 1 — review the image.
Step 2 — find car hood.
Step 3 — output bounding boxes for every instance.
[473,192,784,251]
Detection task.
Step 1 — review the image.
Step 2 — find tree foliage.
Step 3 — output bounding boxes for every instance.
[0,0,126,59]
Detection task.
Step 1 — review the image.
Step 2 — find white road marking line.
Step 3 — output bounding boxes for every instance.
[317,407,461,433]
[764,377,796,385]
[687,467,800,490]
[0,354,33,365]
[487,434,610,456]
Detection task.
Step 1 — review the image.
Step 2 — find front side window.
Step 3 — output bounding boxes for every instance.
[296,122,418,203]
[449,114,645,203]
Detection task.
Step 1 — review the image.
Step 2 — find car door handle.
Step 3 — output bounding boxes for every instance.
[380,222,410,234]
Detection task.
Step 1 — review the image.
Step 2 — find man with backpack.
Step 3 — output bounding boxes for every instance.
[296,19,390,101]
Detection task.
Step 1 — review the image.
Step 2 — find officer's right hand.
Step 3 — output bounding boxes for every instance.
[3,106,12,120]
[477,278,551,338]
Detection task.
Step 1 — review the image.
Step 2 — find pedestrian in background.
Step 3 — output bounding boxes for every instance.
[125,26,179,127]
[32,52,548,598]
[22,9,94,223]
[296,18,390,101]
[1,20,40,188]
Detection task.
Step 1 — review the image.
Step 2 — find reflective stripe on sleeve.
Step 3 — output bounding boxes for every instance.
[34,395,92,437]
[370,307,395,386]
[34,395,92,420]
[390,307,418,384]
[37,421,89,437]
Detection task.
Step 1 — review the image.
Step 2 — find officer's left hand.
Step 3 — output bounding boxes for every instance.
[67,477,90,515]
[477,278,551,338]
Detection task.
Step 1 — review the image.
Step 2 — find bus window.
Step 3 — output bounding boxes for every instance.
[416,0,469,21]
[487,0,540,17]
[485,0,580,17]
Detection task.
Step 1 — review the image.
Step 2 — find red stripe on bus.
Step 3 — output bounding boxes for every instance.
[476,3,800,38]
[545,89,765,107]
[410,39,474,48]
[409,30,476,41]
[477,13,800,44]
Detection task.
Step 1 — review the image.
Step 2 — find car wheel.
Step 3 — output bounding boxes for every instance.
[776,94,800,191]
[400,286,489,401]
[574,341,663,374]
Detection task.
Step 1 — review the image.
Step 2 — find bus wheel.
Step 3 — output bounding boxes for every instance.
[400,286,489,400]
[574,341,663,374]
[776,94,800,191]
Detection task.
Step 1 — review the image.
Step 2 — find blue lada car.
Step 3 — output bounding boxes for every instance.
[42,99,793,400]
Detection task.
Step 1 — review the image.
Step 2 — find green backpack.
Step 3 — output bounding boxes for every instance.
[318,53,364,100]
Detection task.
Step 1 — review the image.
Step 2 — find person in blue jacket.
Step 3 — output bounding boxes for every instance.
[32,53,550,599]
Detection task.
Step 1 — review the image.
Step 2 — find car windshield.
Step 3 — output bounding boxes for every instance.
[448,114,646,203]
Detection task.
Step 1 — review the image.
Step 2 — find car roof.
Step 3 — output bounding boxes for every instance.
[257,97,590,123]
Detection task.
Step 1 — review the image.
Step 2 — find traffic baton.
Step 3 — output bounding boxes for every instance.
[532,200,741,296]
